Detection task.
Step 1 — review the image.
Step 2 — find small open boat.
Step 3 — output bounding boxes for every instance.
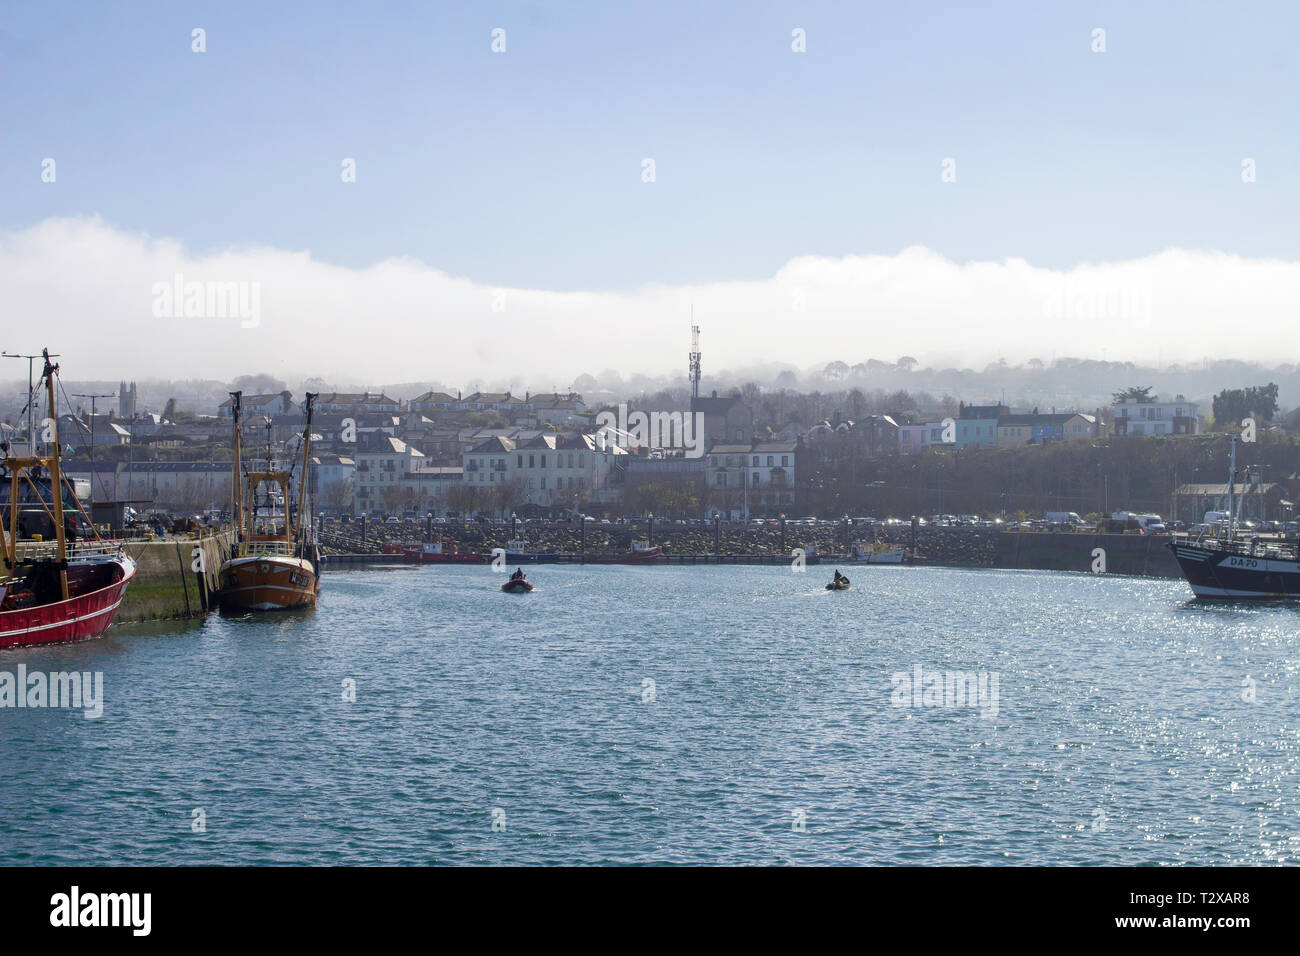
[825,577,850,591]
[502,577,534,593]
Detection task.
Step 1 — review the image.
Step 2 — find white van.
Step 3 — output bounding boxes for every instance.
[1136,514,1167,533]
[1045,511,1082,529]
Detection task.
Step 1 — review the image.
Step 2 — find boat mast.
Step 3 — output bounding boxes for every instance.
[229,392,243,540]
[41,350,70,601]
[0,457,10,576]
[294,393,317,541]
[1226,434,1237,542]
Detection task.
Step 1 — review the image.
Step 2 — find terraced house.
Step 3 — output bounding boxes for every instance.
[354,435,425,514]
[705,441,799,517]
[955,403,1008,449]
[996,412,1097,446]
[462,432,627,510]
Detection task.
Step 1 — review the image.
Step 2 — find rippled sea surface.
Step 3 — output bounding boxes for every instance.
[1,563,1297,865]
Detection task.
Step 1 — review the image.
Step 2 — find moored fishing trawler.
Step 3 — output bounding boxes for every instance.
[1168,435,1300,599]
[504,539,561,563]
[215,392,321,612]
[0,350,136,649]
[849,541,907,564]
[402,538,483,564]
[581,539,663,564]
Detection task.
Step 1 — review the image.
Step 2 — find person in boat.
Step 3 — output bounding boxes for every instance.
[510,567,526,582]
[832,569,847,585]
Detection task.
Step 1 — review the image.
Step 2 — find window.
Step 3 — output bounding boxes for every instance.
[528,455,534,467]
[767,456,774,467]
[782,456,789,466]
[752,456,759,466]
[540,455,546,468]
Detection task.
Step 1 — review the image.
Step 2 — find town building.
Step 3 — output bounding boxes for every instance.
[996,412,1096,447]
[955,403,1008,449]
[704,441,797,517]
[461,432,627,512]
[354,435,426,514]
[218,391,298,418]
[1113,398,1201,436]
[1172,481,1286,524]
[898,422,950,454]
[315,392,401,416]
[309,455,355,514]
[691,391,753,447]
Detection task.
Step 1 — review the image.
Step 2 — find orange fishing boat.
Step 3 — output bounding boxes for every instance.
[215,392,320,612]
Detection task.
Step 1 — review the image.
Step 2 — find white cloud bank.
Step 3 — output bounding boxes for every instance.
[2,216,1297,386]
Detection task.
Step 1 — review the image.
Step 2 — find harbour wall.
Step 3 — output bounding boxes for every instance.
[991,531,1180,578]
[117,532,234,622]
[320,520,1182,578]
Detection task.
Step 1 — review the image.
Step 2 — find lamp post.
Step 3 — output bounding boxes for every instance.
[72,392,115,509]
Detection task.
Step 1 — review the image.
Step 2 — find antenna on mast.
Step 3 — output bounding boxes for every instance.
[689,318,701,400]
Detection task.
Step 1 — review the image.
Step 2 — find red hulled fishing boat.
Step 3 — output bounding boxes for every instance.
[0,350,136,649]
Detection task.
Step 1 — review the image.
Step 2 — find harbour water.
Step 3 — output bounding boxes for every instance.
[1,564,1296,865]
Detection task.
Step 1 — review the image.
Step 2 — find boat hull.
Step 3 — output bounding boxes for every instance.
[402,547,483,564]
[580,548,662,564]
[216,555,319,611]
[850,549,906,564]
[502,579,534,593]
[0,555,136,650]
[1169,541,1300,599]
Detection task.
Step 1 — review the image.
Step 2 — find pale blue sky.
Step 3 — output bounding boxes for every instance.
[3,0,1298,293]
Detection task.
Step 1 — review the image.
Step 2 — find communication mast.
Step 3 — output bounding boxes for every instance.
[689,321,701,399]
